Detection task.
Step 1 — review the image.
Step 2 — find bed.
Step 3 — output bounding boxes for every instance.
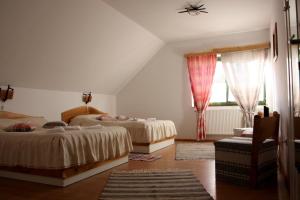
[61,106,177,153]
[0,111,133,187]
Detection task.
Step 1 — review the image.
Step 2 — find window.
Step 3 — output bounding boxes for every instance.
[209,56,266,106]
[191,55,266,107]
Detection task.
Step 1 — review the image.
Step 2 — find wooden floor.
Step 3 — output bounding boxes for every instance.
[0,142,289,200]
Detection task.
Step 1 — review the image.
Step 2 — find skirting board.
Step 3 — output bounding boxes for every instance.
[133,138,174,153]
[0,156,128,187]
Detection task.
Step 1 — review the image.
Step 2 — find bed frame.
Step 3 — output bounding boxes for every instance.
[61,106,176,153]
[0,156,128,187]
[0,111,129,187]
[132,137,175,153]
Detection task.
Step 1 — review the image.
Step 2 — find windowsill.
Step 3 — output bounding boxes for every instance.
[208,101,266,107]
[192,104,266,111]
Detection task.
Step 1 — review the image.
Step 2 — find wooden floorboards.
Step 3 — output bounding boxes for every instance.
[0,142,289,200]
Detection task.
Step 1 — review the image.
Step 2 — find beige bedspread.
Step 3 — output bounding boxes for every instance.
[69,115,177,143]
[0,126,132,169]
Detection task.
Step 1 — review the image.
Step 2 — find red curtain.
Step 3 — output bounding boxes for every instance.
[187,54,217,140]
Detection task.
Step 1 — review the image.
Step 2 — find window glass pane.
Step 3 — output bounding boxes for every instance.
[210,82,227,102]
[191,92,194,107]
[213,61,225,82]
[228,89,235,102]
[210,61,227,103]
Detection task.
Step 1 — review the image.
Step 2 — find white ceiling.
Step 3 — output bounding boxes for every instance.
[104,0,274,42]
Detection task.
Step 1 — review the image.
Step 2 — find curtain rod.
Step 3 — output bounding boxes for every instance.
[184,42,270,58]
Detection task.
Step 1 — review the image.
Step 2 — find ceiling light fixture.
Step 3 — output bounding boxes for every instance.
[178,2,208,16]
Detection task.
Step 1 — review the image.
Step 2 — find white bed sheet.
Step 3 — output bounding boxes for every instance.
[69,115,177,143]
[0,126,132,169]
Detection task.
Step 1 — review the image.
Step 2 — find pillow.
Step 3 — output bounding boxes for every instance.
[96,115,117,121]
[43,121,68,129]
[241,128,253,138]
[115,115,129,121]
[69,115,105,126]
[73,114,106,120]
[4,123,36,132]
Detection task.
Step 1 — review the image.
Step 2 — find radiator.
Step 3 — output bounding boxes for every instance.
[205,108,243,135]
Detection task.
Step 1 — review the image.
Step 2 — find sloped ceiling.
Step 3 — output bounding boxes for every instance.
[0,0,163,94]
[104,0,273,42]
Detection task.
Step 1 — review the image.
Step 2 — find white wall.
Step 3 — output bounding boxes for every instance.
[0,0,163,94]
[117,29,269,139]
[1,87,116,121]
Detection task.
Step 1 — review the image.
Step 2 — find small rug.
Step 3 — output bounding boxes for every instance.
[129,153,162,162]
[99,170,213,200]
[176,142,215,160]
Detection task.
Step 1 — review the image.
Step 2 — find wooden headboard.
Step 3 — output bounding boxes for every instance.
[61,106,107,124]
[0,111,33,119]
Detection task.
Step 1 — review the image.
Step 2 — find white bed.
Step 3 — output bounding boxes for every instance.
[62,106,177,153]
[0,111,133,187]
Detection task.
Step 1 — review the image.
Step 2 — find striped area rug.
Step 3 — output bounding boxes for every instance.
[99,170,213,200]
[129,153,162,162]
[176,142,215,160]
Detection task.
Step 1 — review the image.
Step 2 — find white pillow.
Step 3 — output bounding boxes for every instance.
[69,115,101,126]
[73,114,102,120]
[116,115,129,121]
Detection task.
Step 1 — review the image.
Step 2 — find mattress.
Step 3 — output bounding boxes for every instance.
[0,126,133,170]
[69,115,177,144]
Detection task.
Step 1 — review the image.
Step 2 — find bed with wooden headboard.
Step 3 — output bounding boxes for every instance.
[0,111,132,187]
[61,106,107,124]
[61,106,177,153]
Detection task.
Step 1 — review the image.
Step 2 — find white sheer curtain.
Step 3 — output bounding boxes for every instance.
[222,49,269,127]
[292,46,300,116]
